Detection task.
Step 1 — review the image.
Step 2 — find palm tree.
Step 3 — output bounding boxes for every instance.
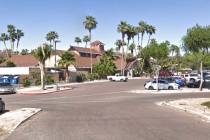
[7,25,16,52]
[32,44,52,90]
[146,25,156,46]
[129,43,136,55]
[0,33,9,57]
[83,35,90,48]
[16,29,24,51]
[138,21,147,48]
[59,52,75,83]
[46,31,59,67]
[115,40,126,75]
[83,16,97,74]
[126,24,132,52]
[74,37,82,46]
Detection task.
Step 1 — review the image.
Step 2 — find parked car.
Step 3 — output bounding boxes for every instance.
[144,80,180,90]
[107,74,128,82]
[160,77,185,87]
[183,73,200,84]
[0,83,16,94]
[0,98,5,113]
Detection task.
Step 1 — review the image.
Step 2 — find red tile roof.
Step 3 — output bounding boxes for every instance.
[69,46,101,54]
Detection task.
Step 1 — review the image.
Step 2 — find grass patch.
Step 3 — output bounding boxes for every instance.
[201,101,210,108]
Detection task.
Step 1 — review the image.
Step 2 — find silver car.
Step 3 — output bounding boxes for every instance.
[0,83,16,94]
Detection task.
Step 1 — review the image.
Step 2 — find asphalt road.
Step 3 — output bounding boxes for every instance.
[1,79,210,140]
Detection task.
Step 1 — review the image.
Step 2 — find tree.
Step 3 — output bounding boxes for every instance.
[183,24,210,90]
[93,49,117,79]
[0,56,6,64]
[46,31,59,67]
[83,16,97,74]
[74,37,82,46]
[16,29,24,50]
[0,33,9,57]
[6,60,16,67]
[21,49,29,55]
[146,25,156,46]
[83,35,90,48]
[115,40,126,75]
[32,44,52,90]
[129,43,136,55]
[7,25,16,52]
[138,21,147,48]
[58,51,75,83]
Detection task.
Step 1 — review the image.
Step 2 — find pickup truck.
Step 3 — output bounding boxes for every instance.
[107,74,128,82]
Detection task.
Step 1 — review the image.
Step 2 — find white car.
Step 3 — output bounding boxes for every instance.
[107,74,128,82]
[144,80,180,90]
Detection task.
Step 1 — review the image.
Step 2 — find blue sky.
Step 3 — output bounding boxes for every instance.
[1,0,210,51]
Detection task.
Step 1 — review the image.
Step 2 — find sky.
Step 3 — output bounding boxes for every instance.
[1,0,210,51]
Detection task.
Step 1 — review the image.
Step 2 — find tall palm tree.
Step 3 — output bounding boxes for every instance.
[115,39,126,75]
[46,31,59,67]
[16,29,24,51]
[83,35,90,48]
[138,21,147,48]
[146,25,156,46]
[0,33,9,57]
[83,16,97,74]
[129,43,136,55]
[7,25,16,52]
[59,51,75,83]
[126,24,132,52]
[74,37,82,46]
[32,44,52,90]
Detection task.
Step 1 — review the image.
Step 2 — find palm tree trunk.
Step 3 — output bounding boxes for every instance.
[122,46,125,76]
[85,42,87,48]
[199,61,203,91]
[3,42,9,58]
[40,63,45,90]
[16,39,20,52]
[137,33,140,46]
[147,35,151,47]
[141,33,144,48]
[89,30,93,74]
[65,66,69,83]
[54,41,57,67]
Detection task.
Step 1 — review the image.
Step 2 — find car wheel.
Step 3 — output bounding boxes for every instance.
[109,78,113,81]
[168,86,174,90]
[120,79,124,82]
[124,78,128,82]
[190,78,195,83]
[149,86,154,90]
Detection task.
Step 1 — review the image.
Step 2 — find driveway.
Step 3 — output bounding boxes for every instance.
[1,79,210,140]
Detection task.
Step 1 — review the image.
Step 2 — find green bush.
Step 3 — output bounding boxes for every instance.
[45,75,55,85]
[87,73,99,81]
[76,73,87,82]
[23,77,31,87]
[6,61,16,67]
[35,79,41,86]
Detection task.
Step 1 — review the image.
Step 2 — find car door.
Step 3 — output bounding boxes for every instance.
[158,80,164,90]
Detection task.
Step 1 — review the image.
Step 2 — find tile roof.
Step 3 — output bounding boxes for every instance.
[0,55,38,67]
[69,46,101,54]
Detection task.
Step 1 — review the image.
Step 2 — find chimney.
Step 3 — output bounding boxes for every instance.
[90,41,104,53]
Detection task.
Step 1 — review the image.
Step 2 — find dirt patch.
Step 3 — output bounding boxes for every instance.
[0,128,7,136]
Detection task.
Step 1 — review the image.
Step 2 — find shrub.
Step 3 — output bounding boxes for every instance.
[76,73,87,82]
[23,77,31,87]
[6,61,16,67]
[87,73,99,81]
[45,75,55,85]
[35,79,41,86]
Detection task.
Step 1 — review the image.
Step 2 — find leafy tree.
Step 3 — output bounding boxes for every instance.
[32,44,52,90]
[93,49,117,79]
[21,49,30,55]
[0,56,6,64]
[182,24,210,90]
[0,33,9,57]
[83,16,97,74]
[83,35,90,48]
[58,51,75,83]
[74,37,82,46]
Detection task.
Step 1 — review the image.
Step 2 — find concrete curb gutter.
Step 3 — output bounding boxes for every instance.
[0,108,42,134]
[157,99,210,122]
[131,88,210,94]
[19,87,72,96]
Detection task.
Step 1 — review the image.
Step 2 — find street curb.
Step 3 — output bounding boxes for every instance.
[0,108,42,134]
[157,101,210,123]
[131,89,210,94]
[19,87,73,96]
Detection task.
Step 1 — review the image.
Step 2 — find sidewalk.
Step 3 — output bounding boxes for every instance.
[131,88,210,94]
[158,98,210,122]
